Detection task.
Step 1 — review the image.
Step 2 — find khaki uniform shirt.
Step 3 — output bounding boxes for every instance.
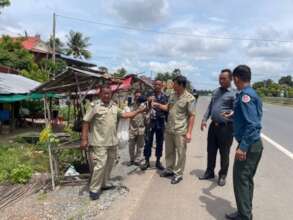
[83,101,122,147]
[129,104,146,138]
[166,90,196,135]
[129,104,146,139]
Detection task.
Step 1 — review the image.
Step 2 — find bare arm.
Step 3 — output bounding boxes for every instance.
[185,113,195,143]
[121,107,145,119]
[151,102,169,111]
[80,122,90,149]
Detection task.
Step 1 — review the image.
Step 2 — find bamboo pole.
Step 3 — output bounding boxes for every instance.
[44,97,55,190]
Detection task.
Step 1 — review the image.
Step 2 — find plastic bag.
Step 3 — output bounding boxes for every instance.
[117,106,130,148]
[64,165,80,176]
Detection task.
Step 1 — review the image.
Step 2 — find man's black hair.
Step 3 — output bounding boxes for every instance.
[134,89,142,95]
[221,68,232,80]
[101,86,112,93]
[232,65,251,82]
[173,75,188,88]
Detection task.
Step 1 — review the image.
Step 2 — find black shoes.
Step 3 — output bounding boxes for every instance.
[160,169,174,178]
[171,175,183,184]
[127,161,141,166]
[199,171,215,180]
[140,161,150,170]
[225,212,241,220]
[140,159,164,170]
[218,175,226,186]
[89,191,101,200]
[226,212,253,220]
[155,161,165,170]
[127,161,135,166]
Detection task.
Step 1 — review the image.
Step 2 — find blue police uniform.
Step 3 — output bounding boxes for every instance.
[233,85,263,220]
[144,92,168,163]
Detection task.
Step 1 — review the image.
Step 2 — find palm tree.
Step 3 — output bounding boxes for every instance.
[65,31,91,60]
[0,0,10,13]
[47,36,65,54]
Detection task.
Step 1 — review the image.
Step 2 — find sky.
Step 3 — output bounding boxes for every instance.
[1,0,293,89]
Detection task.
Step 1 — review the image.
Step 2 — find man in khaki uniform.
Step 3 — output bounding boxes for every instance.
[81,87,145,200]
[152,75,196,184]
[128,90,146,166]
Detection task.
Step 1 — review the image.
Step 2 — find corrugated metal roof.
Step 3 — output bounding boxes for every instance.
[0,73,40,94]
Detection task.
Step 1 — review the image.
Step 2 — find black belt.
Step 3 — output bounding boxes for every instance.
[212,121,232,127]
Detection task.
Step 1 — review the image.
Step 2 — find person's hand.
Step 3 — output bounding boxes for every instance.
[138,105,146,113]
[221,111,234,119]
[235,148,246,161]
[151,101,160,109]
[80,139,88,150]
[200,121,207,131]
[148,96,155,102]
[185,132,192,143]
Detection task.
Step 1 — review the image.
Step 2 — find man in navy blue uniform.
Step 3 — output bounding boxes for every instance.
[224,65,263,220]
[140,80,168,170]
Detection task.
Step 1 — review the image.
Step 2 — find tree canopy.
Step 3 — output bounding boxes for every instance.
[0,35,66,82]
[253,76,293,98]
[113,67,127,78]
[47,36,65,54]
[0,0,10,13]
[66,31,91,60]
[278,75,293,87]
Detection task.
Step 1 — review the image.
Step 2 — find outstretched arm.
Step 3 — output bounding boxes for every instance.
[151,102,169,111]
[121,106,146,119]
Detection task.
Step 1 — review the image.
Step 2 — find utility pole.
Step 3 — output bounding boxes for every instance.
[52,12,56,65]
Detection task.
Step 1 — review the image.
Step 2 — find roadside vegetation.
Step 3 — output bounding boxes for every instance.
[253,75,293,98]
[0,140,49,184]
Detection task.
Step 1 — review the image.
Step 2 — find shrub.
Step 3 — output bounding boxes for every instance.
[10,164,33,184]
[0,143,48,184]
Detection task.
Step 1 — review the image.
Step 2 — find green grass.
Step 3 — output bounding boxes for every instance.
[0,142,49,184]
[262,97,293,107]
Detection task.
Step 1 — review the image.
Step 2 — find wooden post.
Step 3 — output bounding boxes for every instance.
[44,98,55,190]
[52,12,56,66]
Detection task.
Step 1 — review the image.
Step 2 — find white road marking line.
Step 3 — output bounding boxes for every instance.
[261,133,293,160]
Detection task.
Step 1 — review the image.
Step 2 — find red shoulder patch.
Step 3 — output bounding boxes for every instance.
[242,95,251,103]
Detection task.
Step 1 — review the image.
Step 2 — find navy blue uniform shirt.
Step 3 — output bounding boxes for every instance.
[233,86,262,152]
[148,92,168,120]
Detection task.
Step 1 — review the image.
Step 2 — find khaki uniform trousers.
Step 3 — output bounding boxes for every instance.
[89,145,117,193]
[128,134,144,163]
[165,132,187,177]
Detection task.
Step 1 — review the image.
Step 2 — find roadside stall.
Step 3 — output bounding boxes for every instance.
[0,72,56,134]
[34,66,115,189]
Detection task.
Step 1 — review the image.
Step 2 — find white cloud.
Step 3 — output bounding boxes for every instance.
[146,60,197,73]
[0,14,22,35]
[141,19,232,60]
[110,0,169,26]
[245,26,293,59]
[246,59,287,82]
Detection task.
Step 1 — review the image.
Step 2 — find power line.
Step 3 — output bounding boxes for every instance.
[56,14,293,44]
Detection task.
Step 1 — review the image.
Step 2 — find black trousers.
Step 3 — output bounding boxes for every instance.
[144,121,164,160]
[206,122,233,176]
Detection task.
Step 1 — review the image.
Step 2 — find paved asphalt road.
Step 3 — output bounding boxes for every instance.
[98,96,293,220]
[262,103,293,152]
